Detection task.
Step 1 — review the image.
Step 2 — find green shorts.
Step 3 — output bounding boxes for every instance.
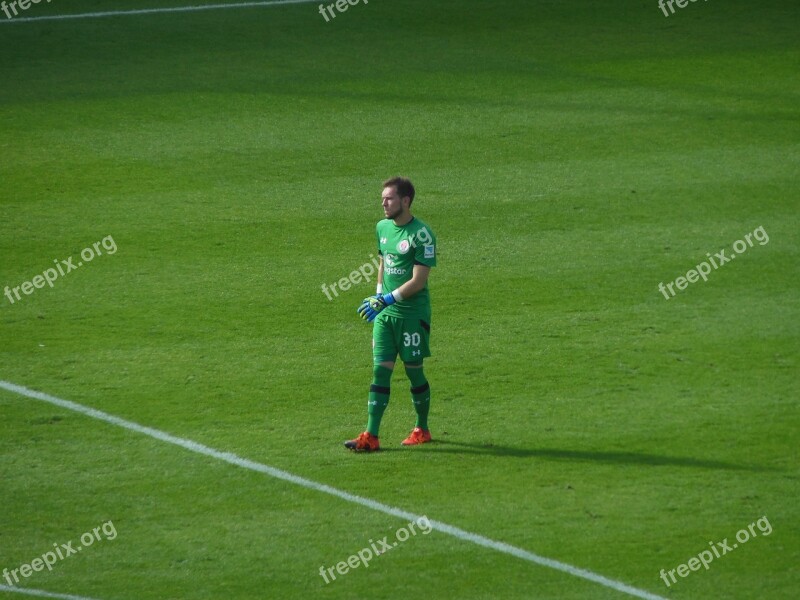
[372,314,432,363]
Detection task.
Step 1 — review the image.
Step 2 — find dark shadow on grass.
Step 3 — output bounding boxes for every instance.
[425,440,773,472]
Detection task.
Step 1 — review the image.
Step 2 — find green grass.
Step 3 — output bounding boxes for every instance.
[0,0,798,598]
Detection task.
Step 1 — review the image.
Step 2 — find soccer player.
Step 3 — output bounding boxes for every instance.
[345,177,437,452]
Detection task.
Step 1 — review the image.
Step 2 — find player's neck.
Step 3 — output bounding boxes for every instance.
[393,212,413,227]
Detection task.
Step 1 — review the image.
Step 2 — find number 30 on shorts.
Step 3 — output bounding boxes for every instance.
[403,332,421,347]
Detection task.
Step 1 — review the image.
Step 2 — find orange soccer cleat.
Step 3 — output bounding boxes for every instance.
[344,431,380,452]
[401,427,432,446]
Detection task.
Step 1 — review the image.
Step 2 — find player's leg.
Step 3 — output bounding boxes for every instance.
[368,315,402,438]
[401,361,432,445]
[344,315,398,452]
[367,359,395,437]
[399,317,433,446]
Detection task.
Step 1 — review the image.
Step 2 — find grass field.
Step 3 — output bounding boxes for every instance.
[1,0,798,599]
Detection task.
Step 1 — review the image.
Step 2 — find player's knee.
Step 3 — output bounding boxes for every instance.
[377,360,395,370]
[373,362,394,387]
[404,361,423,370]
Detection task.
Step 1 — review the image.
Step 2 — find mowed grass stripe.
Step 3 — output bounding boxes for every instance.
[0,379,669,600]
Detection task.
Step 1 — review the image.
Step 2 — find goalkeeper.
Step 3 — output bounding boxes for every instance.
[345,177,437,452]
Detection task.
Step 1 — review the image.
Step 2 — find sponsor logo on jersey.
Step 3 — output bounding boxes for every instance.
[424,244,435,258]
[397,239,410,254]
[380,237,387,244]
[384,253,408,275]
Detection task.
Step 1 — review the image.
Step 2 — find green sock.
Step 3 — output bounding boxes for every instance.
[366,364,393,436]
[405,363,430,430]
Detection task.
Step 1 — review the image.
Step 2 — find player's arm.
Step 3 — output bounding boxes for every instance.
[358,264,431,322]
[392,264,430,300]
[375,255,385,294]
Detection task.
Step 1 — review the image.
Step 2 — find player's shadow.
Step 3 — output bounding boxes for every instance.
[428,440,770,472]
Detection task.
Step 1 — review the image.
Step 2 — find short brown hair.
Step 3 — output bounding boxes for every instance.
[382,177,415,205]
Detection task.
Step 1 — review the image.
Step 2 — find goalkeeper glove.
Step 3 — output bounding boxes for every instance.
[357,292,399,322]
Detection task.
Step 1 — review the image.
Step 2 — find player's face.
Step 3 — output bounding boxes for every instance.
[382,186,406,220]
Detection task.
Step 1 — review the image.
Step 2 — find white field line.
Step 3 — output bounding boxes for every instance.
[0,379,669,600]
[0,584,100,600]
[0,0,317,24]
